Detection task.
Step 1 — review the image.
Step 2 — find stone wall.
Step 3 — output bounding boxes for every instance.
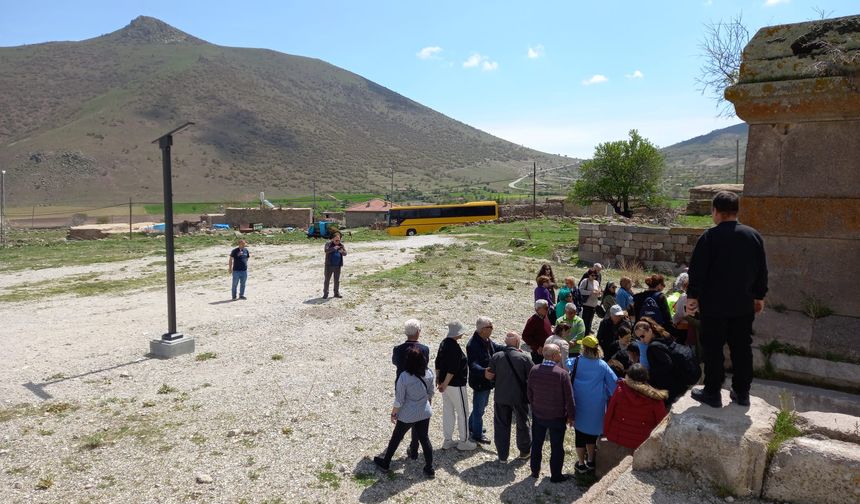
[224,208,312,229]
[725,15,860,364]
[578,223,702,272]
[686,184,744,215]
[344,211,386,228]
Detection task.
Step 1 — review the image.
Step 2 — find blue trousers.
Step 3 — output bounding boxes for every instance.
[231,270,247,298]
[468,389,490,440]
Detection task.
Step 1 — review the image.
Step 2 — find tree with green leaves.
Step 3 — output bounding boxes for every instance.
[570,129,664,218]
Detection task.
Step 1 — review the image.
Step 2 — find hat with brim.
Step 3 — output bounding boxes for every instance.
[446,321,466,338]
[609,304,625,317]
[582,335,599,349]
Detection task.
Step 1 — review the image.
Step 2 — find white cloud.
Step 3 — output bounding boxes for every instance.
[764,0,789,6]
[703,0,713,5]
[527,44,545,59]
[463,53,499,71]
[625,70,644,79]
[581,74,608,86]
[416,46,442,60]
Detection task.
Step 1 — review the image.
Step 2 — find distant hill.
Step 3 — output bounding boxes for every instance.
[0,16,566,206]
[661,123,748,198]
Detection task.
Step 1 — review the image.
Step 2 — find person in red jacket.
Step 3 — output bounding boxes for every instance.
[602,363,668,450]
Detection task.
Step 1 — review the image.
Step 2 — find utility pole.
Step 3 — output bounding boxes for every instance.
[390,165,395,203]
[312,179,317,219]
[735,138,740,184]
[0,170,5,247]
[532,162,537,219]
[129,197,133,241]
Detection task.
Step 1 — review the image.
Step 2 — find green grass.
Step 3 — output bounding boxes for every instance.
[316,462,341,489]
[767,410,801,458]
[0,227,399,274]
[440,218,579,261]
[674,214,712,228]
[352,472,379,488]
[195,352,217,362]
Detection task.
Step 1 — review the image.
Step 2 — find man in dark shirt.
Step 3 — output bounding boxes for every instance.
[228,239,250,300]
[596,305,632,357]
[467,317,505,444]
[688,191,768,408]
[527,344,575,483]
[487,331,533,462]
[435,321,476,451]
[522,300,553,364]
[392,319,430,382]
[323,231,347,299]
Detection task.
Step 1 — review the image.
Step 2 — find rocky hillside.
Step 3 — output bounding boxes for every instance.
[0,16,562,205]
[661,123,748,198]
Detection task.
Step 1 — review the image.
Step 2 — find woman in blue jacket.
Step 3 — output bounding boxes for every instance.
[567,335,617,474]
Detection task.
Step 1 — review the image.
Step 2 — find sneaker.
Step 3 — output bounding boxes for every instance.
[550,474,571,483]
[441,439,458,450]
[232,297,237,301]
[423,466,435,479]
[574,462,589,474]
[322,294,328,299]
[517,451,531,460]
[456,440,477,451]
[406,446,418,460]
[372,456,390,472]
[730,390,751,406]
[239,296,247,300]
[691,388,722,408]
[585,460,596,472]
[334,293,342,298]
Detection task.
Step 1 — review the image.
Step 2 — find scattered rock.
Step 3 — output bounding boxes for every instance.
[0,449,9,456]
[119,373,131,378]
[13,482,22,490]
[227,429,239,437]
[84,483,94,489]
[725,497,734,503]
[195,473,213,484]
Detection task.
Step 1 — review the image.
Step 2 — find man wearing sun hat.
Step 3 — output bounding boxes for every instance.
[435,321,477,451]
[596,304,632,358]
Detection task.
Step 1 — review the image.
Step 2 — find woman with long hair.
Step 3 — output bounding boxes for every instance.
[536,263,558,304]
[634,317,687,405]
[535,275,556,325]
[374,347,436,478]
[632,274,673,332]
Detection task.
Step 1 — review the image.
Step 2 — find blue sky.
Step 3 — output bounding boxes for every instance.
[0,0,855,157]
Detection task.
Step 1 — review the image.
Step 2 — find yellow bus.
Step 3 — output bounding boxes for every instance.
[386,201,499,236]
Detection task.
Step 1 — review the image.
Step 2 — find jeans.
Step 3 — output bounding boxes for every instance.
[382,418,433,470]
[468,389,491,440]
[494,402,531,461]
[701,314,755,396]
[530,417,567,479]
[231,270,247,298]
[323,264,341,296]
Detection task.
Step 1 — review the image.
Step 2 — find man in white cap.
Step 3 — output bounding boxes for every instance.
[596,304,631,357]
[434,321,477,451]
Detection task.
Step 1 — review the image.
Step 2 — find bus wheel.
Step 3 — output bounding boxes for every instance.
[406,229,417,236]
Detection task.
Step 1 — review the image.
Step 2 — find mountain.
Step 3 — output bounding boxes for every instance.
[660,123,748,198]
[0,16,563,205]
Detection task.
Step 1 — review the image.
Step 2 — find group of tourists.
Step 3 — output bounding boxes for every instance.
[373,191,769,482]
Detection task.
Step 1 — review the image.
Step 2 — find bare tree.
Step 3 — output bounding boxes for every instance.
[695,14,750,118]
[811,6,834,20]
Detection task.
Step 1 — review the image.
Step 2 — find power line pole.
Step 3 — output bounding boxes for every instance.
[0,170,5,247]
[129,197,133,241]
[390,166,395,203]
[312,179,317,219]
[735,138,740,184]
[532,162,537,219]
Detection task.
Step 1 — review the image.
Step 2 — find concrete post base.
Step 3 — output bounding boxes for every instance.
[149,334,195,359]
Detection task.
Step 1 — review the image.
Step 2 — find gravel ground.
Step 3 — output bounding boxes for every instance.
[0,235,595,504]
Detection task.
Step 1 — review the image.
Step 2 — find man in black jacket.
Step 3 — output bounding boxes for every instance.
[467,317,505,444]
[487,332,533,462]
[688,191,768,408]
[435,321,476,451]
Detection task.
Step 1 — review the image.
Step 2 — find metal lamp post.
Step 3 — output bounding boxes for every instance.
[148,122,196,358]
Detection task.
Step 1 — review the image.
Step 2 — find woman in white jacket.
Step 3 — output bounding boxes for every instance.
[579,269,601,335]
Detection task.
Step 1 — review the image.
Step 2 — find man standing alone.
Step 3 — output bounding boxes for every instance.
[688,191,768,408]
[323,231,347,299]
[228,239,250,300]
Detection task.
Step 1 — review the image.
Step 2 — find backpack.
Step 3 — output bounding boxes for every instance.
[571,287,585,311]
[639,292,665,326]
[654,339,701,386]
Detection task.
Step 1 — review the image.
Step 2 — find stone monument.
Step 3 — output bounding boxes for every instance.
[725,15,860,365]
